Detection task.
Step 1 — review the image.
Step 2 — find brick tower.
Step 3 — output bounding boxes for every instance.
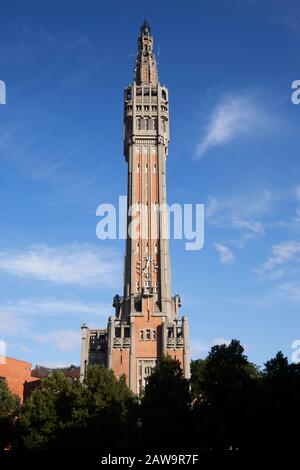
[80,21,190,394]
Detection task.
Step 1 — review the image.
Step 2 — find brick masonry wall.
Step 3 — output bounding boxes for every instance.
[0,356,34,402]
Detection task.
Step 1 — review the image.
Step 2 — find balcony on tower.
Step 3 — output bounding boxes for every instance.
[112,321,131,349]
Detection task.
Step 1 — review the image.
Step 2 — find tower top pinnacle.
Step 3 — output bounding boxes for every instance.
[140,19,151,35]
[134,20,158,85]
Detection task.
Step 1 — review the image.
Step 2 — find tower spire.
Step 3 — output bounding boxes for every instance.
[80,22,190,395]
[134,20,158,85]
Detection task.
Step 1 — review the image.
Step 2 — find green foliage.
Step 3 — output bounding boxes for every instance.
[264,350,289,379]
[261,351,300,449]
[16,366,136,451]
[139,356,191,449]
[84,366,133,414]
[2,342,300,453]
[17,371,84,449]
[190,358,206,400]
[0,380,19,450]
[191,340,261,450]
[0,379,19,414]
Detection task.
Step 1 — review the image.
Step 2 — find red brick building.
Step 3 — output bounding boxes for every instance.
[0,357,36,402]
[0,358,80,401]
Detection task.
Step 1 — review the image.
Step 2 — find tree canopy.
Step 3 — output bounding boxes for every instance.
[2,340,299,454]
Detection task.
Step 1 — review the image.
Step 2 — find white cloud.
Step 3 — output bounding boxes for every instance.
[295,186,300,200]
[0,311,33,337]
[232,219,265,235]
[279,282,300,303]
[0,297,110,339]
[190,337,232,359]
[214,243,234,265]
[34,329,80,352]
[19,345,32,354]
[206,196,218,217]
[206,190,272,221]
[261,241,300,272]
[212,337,231,346]
[0,298,109,317]
[0,243,121,287]
[195,94,271,158]
[293,207,300,224]
[190,340,211,358]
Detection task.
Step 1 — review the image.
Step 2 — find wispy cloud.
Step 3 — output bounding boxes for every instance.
[190,337,232,359]
[0,297,110,342]
[214,243,234,265]
[0,29,97,187]
[206,190,272,222]
[261,241,300,272]
[279,282,300,303]
[0,243,122,287]
[0,298,109,318]
[206,191,270,253]
[34,329,81,352]
[295,186,300,200]
[0,311,33,337]
[232,219,265,235]
[195,93,272,158]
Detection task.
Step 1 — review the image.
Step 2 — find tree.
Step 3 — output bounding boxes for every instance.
[139,357,191,450]
[17,366,136,451]
[190,358,206,402]
[0,380,19,450]
[262,351,300,450]
[17,370,84,450]
[191,340,261,451]
[67,365,137,451]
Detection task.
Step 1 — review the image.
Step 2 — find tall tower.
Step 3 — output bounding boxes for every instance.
[80,21,190,394]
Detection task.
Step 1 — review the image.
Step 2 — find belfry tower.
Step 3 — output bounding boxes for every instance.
[80,21,190,394]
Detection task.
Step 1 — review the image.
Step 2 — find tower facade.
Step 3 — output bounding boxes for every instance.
[80,21,190,394]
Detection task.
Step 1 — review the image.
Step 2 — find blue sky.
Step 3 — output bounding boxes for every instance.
[0,0,300,368]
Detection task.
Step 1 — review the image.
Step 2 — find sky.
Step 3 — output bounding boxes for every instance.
[0,0,300,369]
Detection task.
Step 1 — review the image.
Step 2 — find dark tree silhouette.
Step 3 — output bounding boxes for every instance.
[262,351,300,451]
[17,367,136,451]
[191,340,261,451]
[139,356,191,450]
[5,343,300,454]
[0,380,19,450]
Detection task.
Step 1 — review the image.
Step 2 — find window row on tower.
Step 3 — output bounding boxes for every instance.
[125,105,168,113]
[134,202,160,212]
[126,88,167,100]
[136,281,159,294]
[136,162,157,172]
[139,329,156,341]
[136,117,157,130]
[136,242,158,254]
